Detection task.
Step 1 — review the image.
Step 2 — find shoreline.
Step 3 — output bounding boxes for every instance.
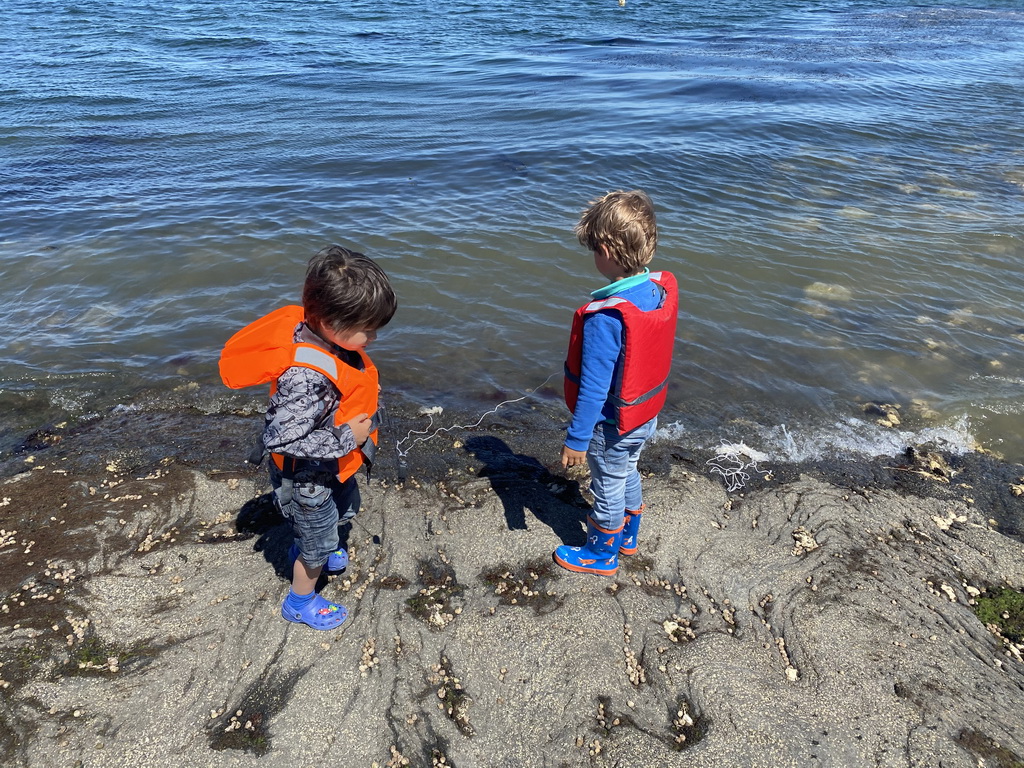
[0,356,1002,468]
[1,401,1023,766]
[4,392,1021,540]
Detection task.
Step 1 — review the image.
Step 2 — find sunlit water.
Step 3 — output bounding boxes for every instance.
[2,0,1024,464]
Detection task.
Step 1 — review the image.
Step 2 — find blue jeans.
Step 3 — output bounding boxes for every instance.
[586,416,657,531]
[270,461,360,570]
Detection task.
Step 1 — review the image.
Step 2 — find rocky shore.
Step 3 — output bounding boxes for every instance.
[1,400,1023,768]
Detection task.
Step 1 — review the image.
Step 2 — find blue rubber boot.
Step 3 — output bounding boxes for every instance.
[619,505,644,556]
[553,517,624,576]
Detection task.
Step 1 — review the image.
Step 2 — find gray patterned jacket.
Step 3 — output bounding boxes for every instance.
[262,323,359,461]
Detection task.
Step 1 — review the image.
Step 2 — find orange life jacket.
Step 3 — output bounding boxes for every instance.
[219,305,378,482]
[564,271,678,434]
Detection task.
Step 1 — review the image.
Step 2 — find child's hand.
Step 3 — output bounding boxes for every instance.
[561,445,587,468]
[346,413,373,445]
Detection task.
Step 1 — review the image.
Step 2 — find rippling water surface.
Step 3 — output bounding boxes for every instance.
[3,0,1024,461]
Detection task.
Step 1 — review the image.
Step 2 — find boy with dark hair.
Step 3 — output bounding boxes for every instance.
[555,190,678,576]
[220,245,397,629]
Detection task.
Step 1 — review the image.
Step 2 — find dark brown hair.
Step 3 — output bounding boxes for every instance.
[302,245,397,333]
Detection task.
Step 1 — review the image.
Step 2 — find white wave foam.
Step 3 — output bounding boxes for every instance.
[656,415,976,464]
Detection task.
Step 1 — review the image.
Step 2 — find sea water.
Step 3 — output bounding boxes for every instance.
[2,0,1024,463]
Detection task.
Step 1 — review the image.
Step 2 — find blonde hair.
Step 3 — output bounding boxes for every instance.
[574,190,657,274]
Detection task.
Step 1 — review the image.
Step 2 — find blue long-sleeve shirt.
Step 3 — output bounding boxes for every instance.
[565,271,663,452]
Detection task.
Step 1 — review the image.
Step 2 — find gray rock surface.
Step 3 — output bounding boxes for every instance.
[2,457,1023,768]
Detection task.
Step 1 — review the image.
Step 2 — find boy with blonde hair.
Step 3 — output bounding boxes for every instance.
[555,190,678,576]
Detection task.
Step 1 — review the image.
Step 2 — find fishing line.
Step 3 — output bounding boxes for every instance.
[391,376,775,494]
[388,375,776,494]
[395,372,560,461]
[706,442,771,493]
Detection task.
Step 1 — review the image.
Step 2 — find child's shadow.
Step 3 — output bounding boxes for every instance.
[235,493,293,578]
[464,435,588,544]
[235,493,342,590]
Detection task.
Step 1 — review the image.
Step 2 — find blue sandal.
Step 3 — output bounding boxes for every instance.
[325,548,348,573]
[281,594,348,630]
[288,543,348,574]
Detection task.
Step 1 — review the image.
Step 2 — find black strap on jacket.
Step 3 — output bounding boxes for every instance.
[274,455,299,507]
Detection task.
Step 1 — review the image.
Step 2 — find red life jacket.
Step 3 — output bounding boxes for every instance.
[219,305,379,482]
[564,271,678,434]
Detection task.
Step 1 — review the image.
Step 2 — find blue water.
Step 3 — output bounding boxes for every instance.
[3,0,1024,463]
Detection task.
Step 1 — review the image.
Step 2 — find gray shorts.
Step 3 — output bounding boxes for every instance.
[270,461,360,570]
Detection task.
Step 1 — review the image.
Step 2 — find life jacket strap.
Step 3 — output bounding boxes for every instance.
[609,378,669,408]
[247,437,266,466]
[564,361,580,385]
[360,411,381,468]
[274,455,299,507]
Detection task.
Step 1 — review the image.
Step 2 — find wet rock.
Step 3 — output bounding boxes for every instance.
[862,401,902,428]
[1,455,1023,767]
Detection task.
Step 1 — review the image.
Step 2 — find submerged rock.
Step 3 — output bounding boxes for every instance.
[804,282,853,303]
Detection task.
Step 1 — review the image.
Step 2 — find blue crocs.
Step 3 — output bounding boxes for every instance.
[325,548,348,574]
[281,593,348,630]
[288,542,348,574]
[553,517,624,576]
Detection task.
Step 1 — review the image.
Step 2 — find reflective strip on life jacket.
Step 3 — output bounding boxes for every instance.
[582,296,629,313]
[293,346,339,379]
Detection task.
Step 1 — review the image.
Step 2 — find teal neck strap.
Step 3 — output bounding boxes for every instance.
[590,268,651,299]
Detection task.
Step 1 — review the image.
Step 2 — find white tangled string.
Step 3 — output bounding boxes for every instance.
[395,372,560,461]
[706,442,771,492]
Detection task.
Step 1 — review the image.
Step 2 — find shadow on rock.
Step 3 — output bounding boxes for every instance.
[464,435,587,544]
[234,492,294,581]
[234,491,352,588]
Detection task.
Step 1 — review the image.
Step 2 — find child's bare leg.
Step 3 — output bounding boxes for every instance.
[291,556,323,595]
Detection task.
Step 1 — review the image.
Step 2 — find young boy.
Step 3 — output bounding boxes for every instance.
[555,190,678,576]
[220,246,397,630]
